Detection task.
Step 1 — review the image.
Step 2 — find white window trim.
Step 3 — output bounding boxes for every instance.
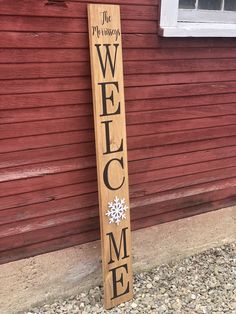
[159,0,236,37]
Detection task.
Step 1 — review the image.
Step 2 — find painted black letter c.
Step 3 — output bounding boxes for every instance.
[103,157,125,190]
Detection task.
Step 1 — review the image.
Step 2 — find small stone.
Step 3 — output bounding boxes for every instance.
[154,275,160,281]
[66,304,73,310]
[83,297,90,305]
[131,302,138,308]
[172,298,182,310]
[159,304,168,313]
[22,243,235,314]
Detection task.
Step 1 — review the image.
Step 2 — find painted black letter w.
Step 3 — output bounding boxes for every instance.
[95,44,119,79]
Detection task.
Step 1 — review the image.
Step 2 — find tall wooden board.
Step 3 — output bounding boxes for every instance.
[87,4,133,309]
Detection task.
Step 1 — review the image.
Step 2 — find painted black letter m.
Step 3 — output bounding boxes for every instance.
[107,227,129,264]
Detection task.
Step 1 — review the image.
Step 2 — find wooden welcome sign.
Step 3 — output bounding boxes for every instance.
[88,4,133,309]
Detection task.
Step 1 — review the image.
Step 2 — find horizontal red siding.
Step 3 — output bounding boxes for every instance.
[0,0,236,264]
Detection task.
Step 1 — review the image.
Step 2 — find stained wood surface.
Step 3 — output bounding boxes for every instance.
[88,4,133,307]
[0,0,236,265]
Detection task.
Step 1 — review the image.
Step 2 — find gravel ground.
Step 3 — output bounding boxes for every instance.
[26,242,236,314]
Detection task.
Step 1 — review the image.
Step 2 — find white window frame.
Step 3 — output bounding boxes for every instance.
[159,0,236,37]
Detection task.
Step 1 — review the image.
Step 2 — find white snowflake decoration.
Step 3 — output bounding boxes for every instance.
[106,196,128,225]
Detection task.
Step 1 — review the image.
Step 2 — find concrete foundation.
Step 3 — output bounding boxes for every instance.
[0,206,235,314]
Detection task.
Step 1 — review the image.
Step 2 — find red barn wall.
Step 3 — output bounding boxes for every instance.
[1,0,236,264]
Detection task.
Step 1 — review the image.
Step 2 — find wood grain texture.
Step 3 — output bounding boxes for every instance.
[88,4,133,308]
[0,0,236,268]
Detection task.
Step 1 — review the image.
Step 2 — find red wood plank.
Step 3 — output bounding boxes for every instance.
[129,146,236,176]
[1,123,236,154]
[0,143,96,169]
[130,81,236,99]
[0,105,93,124]
[1,139,236,187]
[2,32,236,49]
[0,16,157,34]
[131,176,236,208]
[0,48,90,63]
[0,78,91,95]
[4,179,236,236]
[2,59,236,80]
[130,156,236,186]
[0,168,97,198]
[0,116,93,139]
[1,190,233,265]
[53,58,236,76]
[0,182,236,252]
[0,193,224,265]
[0,62,89,79]
[0,158,232,215]
[0,193,99,234]
[0,2,157,20]
[1,145,236,199]
[1,134,236,170]
[124,47,236,61]
[1,90,236,112]
[0,158,96,183]
[128,125,236,148]
[128,134,236,152]
[1,156,236,222]
[0,217,100,252]
[71,0,158,4]
[0,206,97,238]
[2,71,236,96]
[130,166,236,198]
[1,174,235,231]
[125,71,236,88]
[2,48,236,64]
[137,133,228,156]
[0,182,97,214]
[126,93,236,112]
[1,88,236,112]
[132,194,236,230]
[132,186,236,220]
[0,90,90,109]
[0,33,159,49]
[127,105,236,124]
[1,111,236,140]
[127,115,236,136]
[2,178,236,238]
[2,102,236,125]
[0,130,95,154]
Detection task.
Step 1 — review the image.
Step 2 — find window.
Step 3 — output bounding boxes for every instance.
[159,0,236,37]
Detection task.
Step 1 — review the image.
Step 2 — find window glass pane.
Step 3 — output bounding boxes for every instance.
[179,0,196,9]
[224,0,236,11]
[198,0,222,10]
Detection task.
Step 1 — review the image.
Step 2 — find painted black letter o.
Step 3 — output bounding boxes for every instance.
[103,157,125,190]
